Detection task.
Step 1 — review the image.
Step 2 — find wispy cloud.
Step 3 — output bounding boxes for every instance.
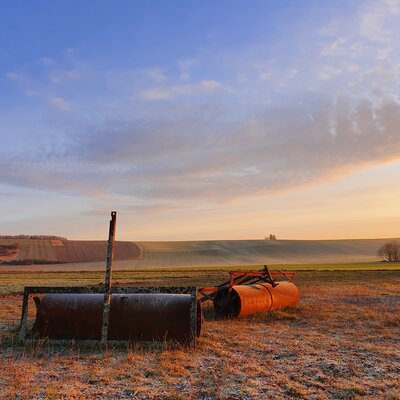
[144,68,167,83]
[82,203,181,217]
[6,72,23,81]
[2,86,400,203]
[50,69,80,85]
[38,57,55,66]
[2,0,400,217]
[321,38,347,57]
[50,96,71,111]
[359,0,400,42]
[141,79,221,100]
[178,59,197,80]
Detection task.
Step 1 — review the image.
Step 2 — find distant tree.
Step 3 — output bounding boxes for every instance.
[269,234,277,240]
[377,241,400,262]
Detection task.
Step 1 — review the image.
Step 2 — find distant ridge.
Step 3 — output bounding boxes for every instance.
[134,238,399,267]
[1,237,398,270]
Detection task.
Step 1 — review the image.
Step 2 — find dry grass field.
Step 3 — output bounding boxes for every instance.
[0,267,399,399]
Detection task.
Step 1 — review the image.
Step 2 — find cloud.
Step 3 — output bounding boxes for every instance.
[199,80,221,91]
[50,97,71,111]
[2,0,400,215]
[0,191,23,197]
[359,0,400,42]
[82,203,180,217]
[321,38,347,57]
[39,57,55,66]
[347,64,359,72]
[141,80,221,100]
[318,66,342,80]
[145,68,167,82]
[258,71,271,81]
[2,85,400,208]
[6,72,21,81]
[375,47,391,60]
[237,73,248,82]
[140,88,171,100]
[178,59,197,80]
[50,69,80,84]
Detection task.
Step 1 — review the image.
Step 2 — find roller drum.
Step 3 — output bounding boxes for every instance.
[32,293,202,343]
[214,281,299,318]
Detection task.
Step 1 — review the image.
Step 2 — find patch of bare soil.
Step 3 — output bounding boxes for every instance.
[0,244,19,263]
[0,271,399,399]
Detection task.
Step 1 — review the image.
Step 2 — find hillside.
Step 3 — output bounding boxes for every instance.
[0,238,141,264]
[1,237,398,270]
[133,238,397,267]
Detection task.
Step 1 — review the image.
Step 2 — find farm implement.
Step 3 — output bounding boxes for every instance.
[18,212,299,348]
[18,212,201,347]
[199,267,299,318]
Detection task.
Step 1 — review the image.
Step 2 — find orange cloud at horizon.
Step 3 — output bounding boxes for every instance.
[110,160,400,242]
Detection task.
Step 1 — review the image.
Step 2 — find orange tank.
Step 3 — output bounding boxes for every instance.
[213,281,299,318]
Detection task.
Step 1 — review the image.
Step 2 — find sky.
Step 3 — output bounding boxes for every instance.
[1,0,400,241]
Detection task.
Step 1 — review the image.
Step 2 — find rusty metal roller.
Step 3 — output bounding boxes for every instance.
[213,281,299,318]
[33,293,202,343]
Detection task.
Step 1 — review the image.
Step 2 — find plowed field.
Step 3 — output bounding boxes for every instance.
[0,239,141,264]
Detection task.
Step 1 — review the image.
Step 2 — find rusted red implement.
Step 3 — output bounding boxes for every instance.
[199,266,299,318]
[214,281,299,318]
[33,293,202,342]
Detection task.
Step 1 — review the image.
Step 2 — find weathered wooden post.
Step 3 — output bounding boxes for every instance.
[100,211,117,345]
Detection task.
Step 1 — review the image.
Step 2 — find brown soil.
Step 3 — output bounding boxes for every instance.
[53,240,141,263]
[0,243,19,263]
[0,239,141,264]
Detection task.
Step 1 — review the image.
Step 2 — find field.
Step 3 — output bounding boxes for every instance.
[135,239,396,266]
[1,238,398,271]
[0,239,141,265]
[1,266,399,399]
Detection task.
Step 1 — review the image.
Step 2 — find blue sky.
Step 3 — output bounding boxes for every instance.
[1,1,400,240]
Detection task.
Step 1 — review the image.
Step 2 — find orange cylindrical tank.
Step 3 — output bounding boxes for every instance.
[213,281,299,318]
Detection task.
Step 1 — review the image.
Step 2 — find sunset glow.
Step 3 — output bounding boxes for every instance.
[1,0,400,240]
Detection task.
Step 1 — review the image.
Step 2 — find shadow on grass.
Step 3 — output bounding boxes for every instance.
[1,324,199,358]
[202,302,302,323]
[243,306,302,323]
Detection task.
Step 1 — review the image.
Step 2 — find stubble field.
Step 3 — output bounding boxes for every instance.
[0,267,399,399]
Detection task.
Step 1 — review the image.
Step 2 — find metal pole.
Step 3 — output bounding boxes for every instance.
[100,211,117,345]
[18,288,29,343]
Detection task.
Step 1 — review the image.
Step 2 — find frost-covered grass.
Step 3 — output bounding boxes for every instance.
[0,269,399,399]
